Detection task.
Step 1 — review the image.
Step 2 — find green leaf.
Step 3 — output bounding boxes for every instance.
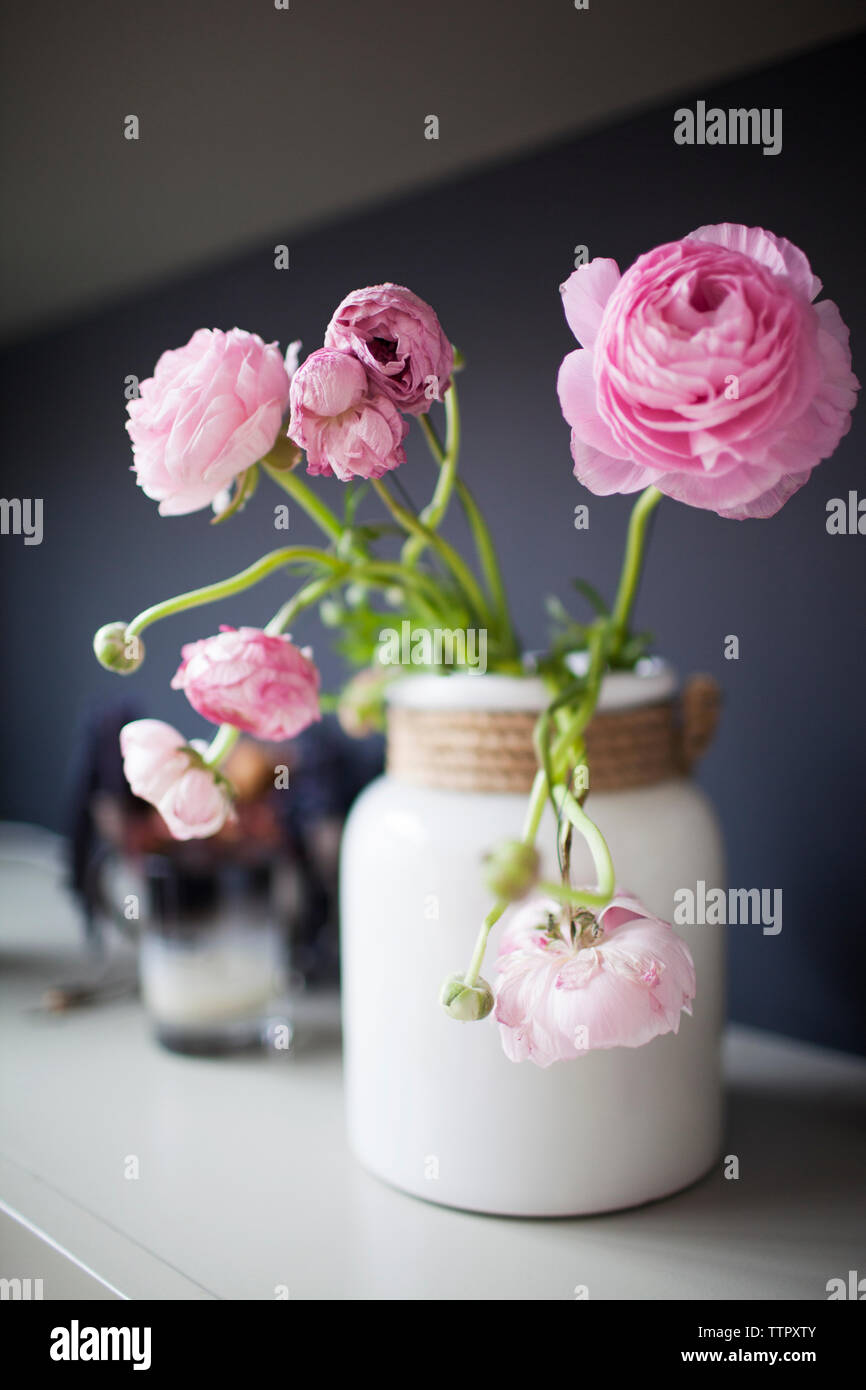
[571,578,610,616]
[343,481,370,526]
[610,630,655,669]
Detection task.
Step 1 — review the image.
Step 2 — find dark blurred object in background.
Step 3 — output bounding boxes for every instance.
[66,701,383,985]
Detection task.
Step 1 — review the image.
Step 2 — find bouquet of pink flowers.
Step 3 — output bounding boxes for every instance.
[95,224,857,1067]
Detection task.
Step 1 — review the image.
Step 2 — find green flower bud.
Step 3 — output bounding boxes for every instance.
[483,839,539,902]
[345,583,367,609]
[319,599,345,628]
[439,973,494,1022]
[93,622,145,675]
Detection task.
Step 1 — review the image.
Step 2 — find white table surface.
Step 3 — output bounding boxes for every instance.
[1,824,864,1301]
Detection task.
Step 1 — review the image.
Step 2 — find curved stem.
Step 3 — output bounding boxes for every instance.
[609,485,662,656]
[353,563,450,624]
[549,622,609,772]
[402,387,460,568]
[418,402,518,656]
[202,724,240,769]
[262,460,344,544]
[537,881,612,910]
[534,672,589,817]
[551,785,615,899]
[457,491,661,1008]
[418,413,446,466]
[205,562,441,768]
[463,769,548,988]
[125,548,342,638]
[370,478,492,626]
[265,572,347,635]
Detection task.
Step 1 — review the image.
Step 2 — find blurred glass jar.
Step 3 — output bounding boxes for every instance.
[139,854,291,1055]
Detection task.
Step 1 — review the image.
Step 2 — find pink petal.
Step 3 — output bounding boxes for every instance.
[560,259,621,348]
[686,223,822,301]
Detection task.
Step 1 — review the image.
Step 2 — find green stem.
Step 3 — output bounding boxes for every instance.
[370,478,492,626]
[608,485,662,656]
[534,674,589,818]
[544,489,659,780]
[202,724,240,769]
[402,387,461,568]
[418,413,446,466]
[262,460,344,544]
[354,563,448,624]
[463,769,548,988]
[417,398,518,659]
[551,785,615,899]
[522,767,549,843]
[125,548,342,638]
[457,490,661,1006]
[455,479,518,658]
[265,573,346,635]
[537,881,612,910]
[549,622,609,772]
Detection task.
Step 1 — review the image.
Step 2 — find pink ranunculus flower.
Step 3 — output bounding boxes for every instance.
[324,283,453,415]
[494,894,696,1067]
[126,328,294,516]
[119,719,192,804]
[171,626,321,741]
[156,762,234,841]
[557,225,859,519]
[119,719,234,840]
[287,348,408,481]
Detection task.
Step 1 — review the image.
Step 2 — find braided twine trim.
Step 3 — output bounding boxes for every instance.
[386,675,721,794]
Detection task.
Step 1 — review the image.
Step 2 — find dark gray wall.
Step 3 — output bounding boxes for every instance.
[1,38,864,1052]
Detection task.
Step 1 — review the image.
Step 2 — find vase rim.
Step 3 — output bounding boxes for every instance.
[385,656,678,714]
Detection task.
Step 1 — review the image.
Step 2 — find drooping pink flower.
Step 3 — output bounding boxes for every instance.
[156,763,234,841]
[119,719,234,840]
[324,283,453,415]
[171,626,321,741]
[287,348,408,480]
[119,719,191,804]
[126,328,293,516]
[557,225,859,519]
[494,894,696,1067]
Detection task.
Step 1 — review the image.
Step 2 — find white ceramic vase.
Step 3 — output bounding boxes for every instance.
[340,663,725,1216]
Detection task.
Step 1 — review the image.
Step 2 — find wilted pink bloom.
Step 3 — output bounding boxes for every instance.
[126,328,293,515]
[324,283,453,415]
[557,225,858,519]
[119,719,233,840]
[287,348,407,480]
[494,894,696,1067]
[171,626,321,741]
